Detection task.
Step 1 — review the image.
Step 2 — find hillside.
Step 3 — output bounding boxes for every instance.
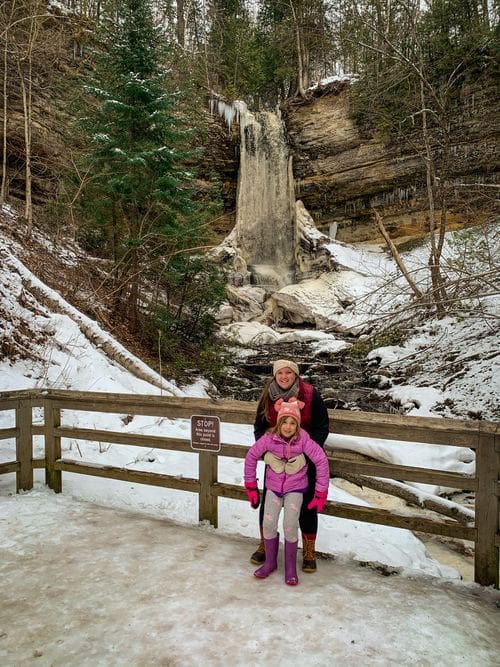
[1,203,498,422]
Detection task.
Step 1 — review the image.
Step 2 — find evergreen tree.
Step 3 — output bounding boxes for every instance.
[253,0,335,104]
[205,0,257,100]
[77,0,225,375]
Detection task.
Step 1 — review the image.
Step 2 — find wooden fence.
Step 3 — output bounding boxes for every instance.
[0,388,498,588]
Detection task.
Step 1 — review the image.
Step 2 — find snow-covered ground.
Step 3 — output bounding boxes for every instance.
[0,274,463,579]
[219,223,500,421]
[2,488,499,667]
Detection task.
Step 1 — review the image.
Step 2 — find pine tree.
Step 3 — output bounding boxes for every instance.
[79,0,201,325]
[76,0,225,376]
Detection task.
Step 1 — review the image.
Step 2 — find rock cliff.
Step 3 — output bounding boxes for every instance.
[282,80,498,243]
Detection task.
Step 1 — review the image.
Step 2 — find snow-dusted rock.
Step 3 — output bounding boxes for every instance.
[267,271,373,332]
[218,321,281,345]
[224,285,267,322]
[295,200,336,278]
[214,304,234,325]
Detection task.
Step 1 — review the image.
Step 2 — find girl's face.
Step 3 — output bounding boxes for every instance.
[279,416,298,439]
[275,368,297,391]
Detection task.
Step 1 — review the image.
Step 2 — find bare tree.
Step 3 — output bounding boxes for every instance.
[16,2,44,236]
[288,0,307,96]
[346,0,488,316]
[0,0,16,204]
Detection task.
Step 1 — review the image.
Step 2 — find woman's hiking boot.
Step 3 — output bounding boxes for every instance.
[302,533,317,572]
[284,539,299,585]
[250,527,266,565]
[254,535,279,579]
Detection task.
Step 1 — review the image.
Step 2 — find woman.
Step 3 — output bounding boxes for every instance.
[245,397,329,585]
[251,359,330,572]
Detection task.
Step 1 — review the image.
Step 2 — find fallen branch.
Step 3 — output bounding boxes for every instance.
[339,472,474,525]
[372,209,424,300]
[4,251,183,395]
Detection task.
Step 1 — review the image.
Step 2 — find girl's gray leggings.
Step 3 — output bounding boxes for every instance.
[262,489,303,543]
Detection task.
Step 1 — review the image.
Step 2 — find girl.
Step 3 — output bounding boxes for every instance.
[244,397,330,586]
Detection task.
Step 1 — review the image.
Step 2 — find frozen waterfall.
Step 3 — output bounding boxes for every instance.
[235,108,296,288]
[211,96,297,289]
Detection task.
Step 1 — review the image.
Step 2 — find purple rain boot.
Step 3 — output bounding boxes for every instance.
[284,539,299,586]
[254,535,279,579]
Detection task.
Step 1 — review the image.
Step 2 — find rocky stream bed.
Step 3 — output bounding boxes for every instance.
[216,338,400,413]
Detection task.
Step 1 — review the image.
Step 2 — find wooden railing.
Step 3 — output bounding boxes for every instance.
[0,388,498,588]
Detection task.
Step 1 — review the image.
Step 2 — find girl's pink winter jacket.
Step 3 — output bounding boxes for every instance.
[244,428,330,497]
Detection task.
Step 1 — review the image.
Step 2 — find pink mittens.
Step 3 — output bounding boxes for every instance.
[245,481,260,509]
[307,490,328,513]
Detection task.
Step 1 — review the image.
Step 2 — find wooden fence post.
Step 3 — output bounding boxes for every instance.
[474,432,499,588]
[16,399,33,492]
[199,451,218,528]
[44,401,62,493]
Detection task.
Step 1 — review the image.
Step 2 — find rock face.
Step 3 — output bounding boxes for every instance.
[283,80,498,243]
[193,108,239,239]
[2,93,69,206]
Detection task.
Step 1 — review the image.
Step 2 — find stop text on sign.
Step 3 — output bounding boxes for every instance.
[190,415,221,452]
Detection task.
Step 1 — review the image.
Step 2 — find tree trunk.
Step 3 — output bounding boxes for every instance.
[1,4,12,204]
[340,472,475,525]
[129,246,139,332]
[176,0,185,47]
[419,76,446,316]
[17,57,33,235]
[15,5,39,237]
[289,0,306,98]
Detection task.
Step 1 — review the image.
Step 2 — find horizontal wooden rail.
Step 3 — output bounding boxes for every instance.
[323,501,476,540]
[0,427,19,439]
[48,461,477,543]
[2,388,496,443]
[0,400,21,411]
[213,483,475,540]
[45,392,256,424]
[32,424,250,460]
[37,426,477,490]
[330,410,498,446]
[329,456,477,490]
[54,459,200,493]
[0,461,19,474]
[55,426,196,454]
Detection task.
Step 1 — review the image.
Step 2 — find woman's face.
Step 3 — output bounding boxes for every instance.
[275,367,297,390]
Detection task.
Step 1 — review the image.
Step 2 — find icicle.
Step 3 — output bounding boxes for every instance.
[207,94,249,133]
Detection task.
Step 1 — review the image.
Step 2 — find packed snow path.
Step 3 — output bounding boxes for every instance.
[1,491,499,666]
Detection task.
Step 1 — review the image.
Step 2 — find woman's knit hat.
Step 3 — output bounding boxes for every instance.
[272,359,300,377]
[274,397,305,425]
